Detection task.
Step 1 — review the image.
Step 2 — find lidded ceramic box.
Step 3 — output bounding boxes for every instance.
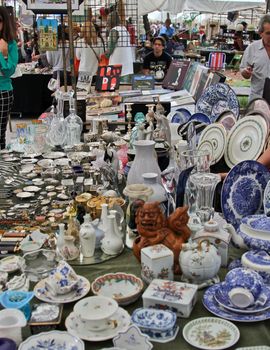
[142,279,198,318]
[141,244,174,284]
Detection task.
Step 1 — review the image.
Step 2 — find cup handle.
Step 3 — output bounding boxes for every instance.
[255,293,267,307]
[108,319,118,329]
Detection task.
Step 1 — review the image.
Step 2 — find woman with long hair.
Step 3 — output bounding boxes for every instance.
[0,6,18,149]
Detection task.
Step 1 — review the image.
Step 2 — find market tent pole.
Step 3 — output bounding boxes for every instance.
[60,14,67,92]
[67,0,77,101]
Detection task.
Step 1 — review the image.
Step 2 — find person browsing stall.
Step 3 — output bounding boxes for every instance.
[143,36,172,82]
[240,14,270,101]
[0,6,18,149]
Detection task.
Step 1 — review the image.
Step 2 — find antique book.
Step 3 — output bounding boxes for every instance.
[162,60,191,90]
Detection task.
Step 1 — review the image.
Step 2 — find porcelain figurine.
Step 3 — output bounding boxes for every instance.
[101,215,123,255]
[79,214,96,258]
[179,239,221,289]
[60,235,80,261]
[133,202,191,273]
[0,309,27,345]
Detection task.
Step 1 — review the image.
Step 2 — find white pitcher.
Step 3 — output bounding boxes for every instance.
[101,215,123,255]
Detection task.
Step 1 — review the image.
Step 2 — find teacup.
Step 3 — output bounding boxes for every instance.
[73,296,118,332]
[225,268,266,308]
[46,260,78,295]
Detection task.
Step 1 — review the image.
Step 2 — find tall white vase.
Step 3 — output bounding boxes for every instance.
[79,214,96,258]
[127,140,161,185]
[101,215,123,255]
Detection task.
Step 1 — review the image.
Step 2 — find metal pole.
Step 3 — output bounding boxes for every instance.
[66,0,77,100]
[60,14,67,91]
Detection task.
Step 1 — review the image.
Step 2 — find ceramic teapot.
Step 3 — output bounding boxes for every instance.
[179,239,221,286]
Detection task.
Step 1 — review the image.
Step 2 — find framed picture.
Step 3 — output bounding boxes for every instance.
[37,18,58,51]
[132,75,155,91]
[23,0,82,14]
[95,65,122,92]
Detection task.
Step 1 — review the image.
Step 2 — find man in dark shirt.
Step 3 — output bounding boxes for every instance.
[143,36,172,82]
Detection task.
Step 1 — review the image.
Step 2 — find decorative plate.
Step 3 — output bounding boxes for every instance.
[23,186,41,193]
[264,180,270,215]
[246,111,270,136]
[242,215,270,234]
[214,283,270,314]
[189,113,211,125]
[91,272,144,306]
[203,284,270,322]
[0,255,24,273]
[237,225,270,251]
[18,330,85,350]
[198,124,226,164]
[113,324,153,350]
[197,140,214,162]
[196,83,240,122]
[182,317,240,350]
[43,152,66,159]
[245,97,270,123]
[16,192,34,199]
[65,307,130,342]
[224,116,267,168]
[221,161,270,229]
[216,110,236,131]
[170,108,191,124]
[34,276,90,303]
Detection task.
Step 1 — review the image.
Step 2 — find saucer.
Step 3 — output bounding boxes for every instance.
[203,284,270,322]
[43,152,66,159]
[214,283,270,314]
[65,307,130,342]
[0,256,24,273]
[34,276,90,303]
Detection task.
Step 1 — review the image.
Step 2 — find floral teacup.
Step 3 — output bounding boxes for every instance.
[46,260,78,295]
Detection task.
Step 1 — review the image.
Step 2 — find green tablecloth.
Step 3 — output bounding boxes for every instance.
[25,246,270,349]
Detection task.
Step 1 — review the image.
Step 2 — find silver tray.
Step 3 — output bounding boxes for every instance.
[69,247,124,266]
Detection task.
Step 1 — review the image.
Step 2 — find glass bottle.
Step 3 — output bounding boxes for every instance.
[64,97,83,147]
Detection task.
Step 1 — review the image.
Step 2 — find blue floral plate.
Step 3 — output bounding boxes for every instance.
[170,108,191,124]
[203,284,270,322]
[214,282,270,314]
[237,225,270,251]
[196,83,239,122]
[221,160,270,229]
[189,113,211,125]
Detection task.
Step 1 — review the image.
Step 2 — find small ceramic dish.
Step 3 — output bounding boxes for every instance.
[23,186,41,193]
[91,272,144,306]
[16,192,34,199]
[37,159,55,168]
[21,158,38,164]
[0,255,25,273]
[43,152,66,159]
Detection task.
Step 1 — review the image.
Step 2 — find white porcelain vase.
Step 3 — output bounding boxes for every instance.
[142,172,167,203]
[101,215,123,255]
[60,235,80,261]
[79,214,96,258]
[127,140,161,185]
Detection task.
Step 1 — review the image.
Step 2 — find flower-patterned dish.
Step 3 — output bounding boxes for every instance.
[34,276,90,303]
[113,324,153,350]
[242,215,270,236]
[0,255,24,273]
[65,307,130,342]
[221,161,270,229]
[203,284,270,322]
[182,317,240,350]
[237,225,270,251]
[91,272,144,306]
[198,124,226,164]
[18,330,84,350]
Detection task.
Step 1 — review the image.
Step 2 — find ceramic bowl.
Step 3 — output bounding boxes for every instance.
[91,273,144,306]
[224,268,265,308]
[73,296,118,331]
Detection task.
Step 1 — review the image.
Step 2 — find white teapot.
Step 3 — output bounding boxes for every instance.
[179,239,221,288]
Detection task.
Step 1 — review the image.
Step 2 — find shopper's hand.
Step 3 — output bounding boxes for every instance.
[242,65,253,79]
[32,54,40,61]
[0,39,8,57]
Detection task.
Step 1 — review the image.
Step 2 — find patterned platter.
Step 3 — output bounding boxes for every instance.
[198,124,226,164]
[182,317,240,349]
[224,116,267,169]
[196,83,240,122]
[221,160,270,229]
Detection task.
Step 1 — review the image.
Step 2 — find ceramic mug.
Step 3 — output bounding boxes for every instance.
[225,268,265,308]
[46,261,78,295]
[73,296,118,332]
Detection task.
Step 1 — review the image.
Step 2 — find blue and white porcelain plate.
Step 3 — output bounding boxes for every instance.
[34,276,90,303]
[224,116,267,169]
[221,161,270,229]
[264,179,270,215]
[196,83,239,122]
[18,330,85,350]
[242,215,270,233]
[189,113,211,125]
[214,282,270,314]
[203,284,270,322]
[244,250,270,266]
[170,108,191,124]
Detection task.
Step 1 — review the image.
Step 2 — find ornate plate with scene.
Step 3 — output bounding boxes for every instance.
[203,284,270,322]
[65,307,130,342]
[224,116,267,168]
[216,110,236,132]
[196,83,240,122]
[182,317,240,350]
[18,331,85,350]
[34,276,90,303]
[198,124,226,164]
[221,161,270,229]
[264,180,270,216]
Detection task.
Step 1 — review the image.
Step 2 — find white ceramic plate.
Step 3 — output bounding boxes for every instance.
[197,140,214,163]
[21,158,38,164]
[183,317,240,350]
[16,192,34,199]
[18,330,85,350]
[225,116,267,168]
[54,158,70,166]
[20,165,35,174]
[198,124,226,164]
[0,255,24,273]
[37,159,55,168]
[65,307,130,342]
[23,186,41,193]
[34,276,90,303]
[43,152,66,159]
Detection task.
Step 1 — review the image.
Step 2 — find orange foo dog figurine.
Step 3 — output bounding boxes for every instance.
[133,202,191,274]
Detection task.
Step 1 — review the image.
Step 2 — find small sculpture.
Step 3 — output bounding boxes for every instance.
[133,202,191,273]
